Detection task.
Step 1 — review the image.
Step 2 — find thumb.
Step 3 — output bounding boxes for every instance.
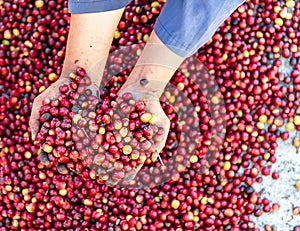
[153,119,170,152]
[122,163,143,184]
[29,111,40,141]
[31,124,39,141]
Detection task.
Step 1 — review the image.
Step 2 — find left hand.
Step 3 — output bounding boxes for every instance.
[104,83,170,187]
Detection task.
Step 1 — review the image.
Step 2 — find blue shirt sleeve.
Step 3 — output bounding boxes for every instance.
[68,0,246,58]
[154,0,246,57]
[68,0,131,14]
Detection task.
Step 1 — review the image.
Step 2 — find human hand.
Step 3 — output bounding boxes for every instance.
[31,71,100,174]
[29,77,70,141]
[118,89,170,155]
[106,82,170,186]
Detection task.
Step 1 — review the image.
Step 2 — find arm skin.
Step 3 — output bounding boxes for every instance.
[30,8,184,186]
[61,10,125,86]
[115,31,186,185]
[120,30,186,155]
[30,9,124,140]
[121,31,185,97]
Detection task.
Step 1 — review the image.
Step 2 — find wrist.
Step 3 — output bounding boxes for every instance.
[120,78,167,99]
[121,64,170,99]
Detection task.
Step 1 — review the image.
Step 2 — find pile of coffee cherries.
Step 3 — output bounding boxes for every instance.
[35,68,167,186]
[1,0,300,230]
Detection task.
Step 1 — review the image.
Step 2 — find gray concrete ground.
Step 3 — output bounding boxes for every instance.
[251,130,300,230]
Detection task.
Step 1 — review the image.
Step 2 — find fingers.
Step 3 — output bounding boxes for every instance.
[103,161,144,187]
[122,163,143,184]
[29,78,69,141]
[89,84,100,98]
[100,168,124,187]
[29,116,40,141]
[29,99,41,141]
[38,149,50,165]
[153,117,170,153]
[38,146,69,175]
[57,164,68,174]
[38,145,71,175]
[105,177,120,187]
[147,114,170,166]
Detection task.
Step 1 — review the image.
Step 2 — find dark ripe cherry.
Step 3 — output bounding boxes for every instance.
[40,112,53,122]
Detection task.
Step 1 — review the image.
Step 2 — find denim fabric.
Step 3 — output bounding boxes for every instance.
[68,0,245,57]
[154,0,246,57]
[68,0,131,13]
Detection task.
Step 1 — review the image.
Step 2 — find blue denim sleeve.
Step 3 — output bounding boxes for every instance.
[68,0,131,13]
[68,0,245,57]
[154,0,246,57]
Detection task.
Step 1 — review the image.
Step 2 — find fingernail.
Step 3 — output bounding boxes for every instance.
[31,132,36,141]
[106,181,117,187]
[57,164,68,174]
[39,150,50,165]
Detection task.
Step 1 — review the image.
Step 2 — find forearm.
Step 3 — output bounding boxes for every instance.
[122,0,245,97]
[62,10,124,85]
[122,31,185,98]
